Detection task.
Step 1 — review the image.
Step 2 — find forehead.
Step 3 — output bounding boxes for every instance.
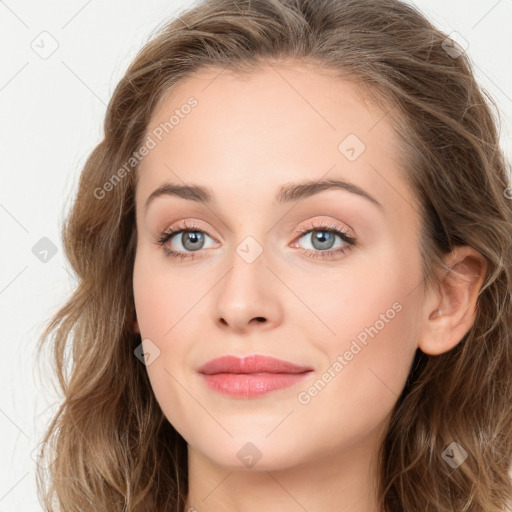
[136,62,412,216]
[144,62,390,151]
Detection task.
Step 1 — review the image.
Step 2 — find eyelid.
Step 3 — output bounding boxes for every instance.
[292,219,356,243]
[156,220,218,244]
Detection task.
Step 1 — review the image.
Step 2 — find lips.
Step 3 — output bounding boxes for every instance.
[198,355,314,398]
[198,355,313,375]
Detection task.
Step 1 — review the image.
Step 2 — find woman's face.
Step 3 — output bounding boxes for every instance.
[133,62,426,471]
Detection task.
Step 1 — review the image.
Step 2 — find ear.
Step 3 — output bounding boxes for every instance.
[418,246,487,356]
[133,319,140,334]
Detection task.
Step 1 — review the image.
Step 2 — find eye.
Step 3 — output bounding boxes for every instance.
[155,221,219,261]
[291,222,356,260]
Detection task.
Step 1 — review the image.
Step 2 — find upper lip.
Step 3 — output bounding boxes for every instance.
[198,355,313,375]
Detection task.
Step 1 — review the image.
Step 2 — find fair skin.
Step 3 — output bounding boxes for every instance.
[132,61,486,512]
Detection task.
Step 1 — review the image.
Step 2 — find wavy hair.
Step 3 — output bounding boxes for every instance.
[35,0,512,510]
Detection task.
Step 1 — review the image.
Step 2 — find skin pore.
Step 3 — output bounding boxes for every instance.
[132,61,486,512]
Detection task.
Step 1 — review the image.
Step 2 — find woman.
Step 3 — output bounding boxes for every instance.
[36,0,512,510]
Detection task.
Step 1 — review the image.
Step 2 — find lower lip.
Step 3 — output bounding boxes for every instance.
[201,372,313,398]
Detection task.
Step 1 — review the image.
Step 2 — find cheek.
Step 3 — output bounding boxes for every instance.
[132,251,209,422]
[132,266,189,432]
[132,248,203,340]
[292,239,420,356]
[292,289,418,449]
[295,247,422,433]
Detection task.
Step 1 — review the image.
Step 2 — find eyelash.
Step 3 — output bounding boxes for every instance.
[154,220,357,262]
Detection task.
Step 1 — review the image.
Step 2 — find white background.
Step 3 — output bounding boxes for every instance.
[1,0,511,509]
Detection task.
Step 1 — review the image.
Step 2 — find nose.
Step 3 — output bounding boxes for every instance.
[212,238,284,334]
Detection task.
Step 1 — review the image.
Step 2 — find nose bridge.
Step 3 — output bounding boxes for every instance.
[222,232,268,297]
[220,202,271,273]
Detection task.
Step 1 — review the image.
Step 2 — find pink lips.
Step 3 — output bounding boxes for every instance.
[198,355,313,398]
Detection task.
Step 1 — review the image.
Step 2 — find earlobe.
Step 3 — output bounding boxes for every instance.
[133,319,140,334]
[418,246,487,356]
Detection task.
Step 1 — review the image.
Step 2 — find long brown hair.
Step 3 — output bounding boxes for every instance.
[35,0,512,510]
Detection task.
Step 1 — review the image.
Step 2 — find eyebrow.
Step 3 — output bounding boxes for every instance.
[144,178,383,213]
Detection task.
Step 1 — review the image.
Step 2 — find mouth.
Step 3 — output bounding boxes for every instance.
[198,355,314,398]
